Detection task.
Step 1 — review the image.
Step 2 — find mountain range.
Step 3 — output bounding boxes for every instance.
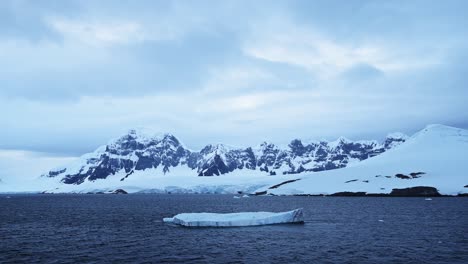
[259,124,468,196]
[43,129,408,185]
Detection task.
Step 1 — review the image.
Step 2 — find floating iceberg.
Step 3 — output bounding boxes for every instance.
[163,208,304,227]
[233,194,249,199]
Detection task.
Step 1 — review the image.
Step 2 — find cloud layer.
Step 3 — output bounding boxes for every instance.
[1,0,467,157]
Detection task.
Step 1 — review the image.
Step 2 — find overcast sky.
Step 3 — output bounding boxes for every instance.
[1,0,468,159]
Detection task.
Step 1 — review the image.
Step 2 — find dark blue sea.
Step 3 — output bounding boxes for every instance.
[0,194,466,263]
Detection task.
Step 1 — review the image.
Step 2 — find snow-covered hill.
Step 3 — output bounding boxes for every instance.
[258,124,468,196]
[41,129,406,187]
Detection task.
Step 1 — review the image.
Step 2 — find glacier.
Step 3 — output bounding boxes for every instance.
[163,208,304,227]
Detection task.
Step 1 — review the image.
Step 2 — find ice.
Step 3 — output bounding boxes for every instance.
[233,194,249,198]
[163,208,304,227]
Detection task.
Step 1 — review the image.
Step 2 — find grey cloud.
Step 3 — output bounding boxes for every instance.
[0,0,80,41]
[0,0,467,155]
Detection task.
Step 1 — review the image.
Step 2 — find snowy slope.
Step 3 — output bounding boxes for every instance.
[259,125,468,196]
[0,150,78,193]
[41,166,289,194]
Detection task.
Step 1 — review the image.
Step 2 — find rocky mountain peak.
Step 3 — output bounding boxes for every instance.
[384,132,409,149]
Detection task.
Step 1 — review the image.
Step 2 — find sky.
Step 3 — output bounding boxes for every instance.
[1,0,468,175]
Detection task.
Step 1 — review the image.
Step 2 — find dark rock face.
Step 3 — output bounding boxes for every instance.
[345,179,358,183]
[111,189,128,194]
[390,186,441,197]
[395,172,426,180]
[196,144,257,176]
[315,187,440,197]
[268,179,300,189]
[47,168,66,177]
[409,172,425,178]
[256,137,395,176]
[395,173,411,179]
[44,130,408,185]
[59,132,192,185]
[384,133,409,149]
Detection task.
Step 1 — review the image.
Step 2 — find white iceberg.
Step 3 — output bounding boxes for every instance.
[163,208,304,227]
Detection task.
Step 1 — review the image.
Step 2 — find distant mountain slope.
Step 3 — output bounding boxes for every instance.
[261,124,468,196]
[42,129,407,185]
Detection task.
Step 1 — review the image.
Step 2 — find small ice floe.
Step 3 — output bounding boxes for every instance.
[378,220,385,222]
[5,196,11,199]
[425,198,433,201]
[233,195,249,199]
[163,208,304,227]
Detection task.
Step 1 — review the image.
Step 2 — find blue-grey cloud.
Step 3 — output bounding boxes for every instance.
[0,0,467,155]
[338,63,384,82]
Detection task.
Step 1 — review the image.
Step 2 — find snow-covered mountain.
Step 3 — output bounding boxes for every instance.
[42,129,407,185]
[258,124,468,196]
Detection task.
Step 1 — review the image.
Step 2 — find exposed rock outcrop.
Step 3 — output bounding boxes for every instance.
[390,186,440,197]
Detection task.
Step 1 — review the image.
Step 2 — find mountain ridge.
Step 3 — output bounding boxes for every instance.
[43,128,409,184]
[259,124,468,196]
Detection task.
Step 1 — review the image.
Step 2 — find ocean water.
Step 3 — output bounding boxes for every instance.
[0,194,466,263]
